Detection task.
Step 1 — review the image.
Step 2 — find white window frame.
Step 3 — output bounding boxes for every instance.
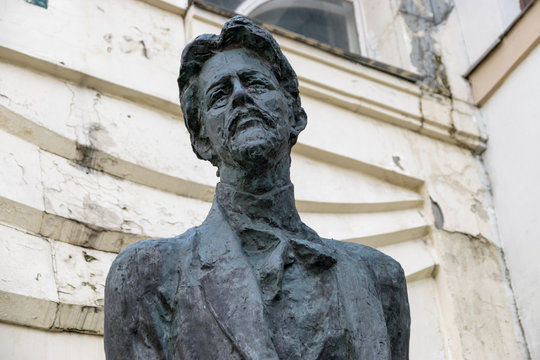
[234,0,369,56]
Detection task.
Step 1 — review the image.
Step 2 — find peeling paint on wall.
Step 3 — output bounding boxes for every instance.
[400,0,453,96]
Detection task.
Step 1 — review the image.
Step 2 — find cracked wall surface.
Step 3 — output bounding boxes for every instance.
[400,0,453,95]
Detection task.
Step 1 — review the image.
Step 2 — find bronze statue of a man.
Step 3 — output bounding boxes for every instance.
[104,16,410,360]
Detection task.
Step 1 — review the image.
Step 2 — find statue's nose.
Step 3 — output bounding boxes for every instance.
[231,78,250,108]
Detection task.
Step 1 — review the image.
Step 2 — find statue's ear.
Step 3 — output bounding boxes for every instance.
[290,107,307,139]
[182,89,218,165]
[191,133,216,163]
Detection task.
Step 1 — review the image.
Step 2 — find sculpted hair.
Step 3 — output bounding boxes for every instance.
[177,15,305,162]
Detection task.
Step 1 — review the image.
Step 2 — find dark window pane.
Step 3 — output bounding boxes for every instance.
[253,7,350,51]
[201,0,359,54]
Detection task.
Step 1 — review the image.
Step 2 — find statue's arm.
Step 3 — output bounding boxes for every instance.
[104,243,172,360]
[372,254,411,360]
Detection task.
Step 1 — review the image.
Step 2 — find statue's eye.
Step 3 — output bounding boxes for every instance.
[247,79,273,93]
[208,88,229,109]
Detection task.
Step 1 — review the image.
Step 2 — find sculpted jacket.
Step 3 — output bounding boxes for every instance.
[104,195,410,360]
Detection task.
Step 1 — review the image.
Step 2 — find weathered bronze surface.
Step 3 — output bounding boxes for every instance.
[104,16,410,360]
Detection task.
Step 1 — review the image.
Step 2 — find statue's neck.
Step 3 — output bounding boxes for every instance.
[215,181,302,233]
[214,151,304,232]
[217,152,292,194]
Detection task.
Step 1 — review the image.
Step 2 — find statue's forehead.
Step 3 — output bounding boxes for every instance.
[198,48,275,87]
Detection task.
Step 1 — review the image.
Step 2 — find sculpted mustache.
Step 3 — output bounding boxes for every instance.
[227,106,275,134]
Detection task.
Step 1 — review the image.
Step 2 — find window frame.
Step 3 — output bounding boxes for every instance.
[234,0,369,56]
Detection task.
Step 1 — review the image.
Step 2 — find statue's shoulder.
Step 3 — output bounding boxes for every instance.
[104,228,200,354]
[323,238,406,288]
[107,227,198,283]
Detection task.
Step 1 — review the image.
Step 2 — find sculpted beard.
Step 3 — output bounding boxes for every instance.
[226,104,285,163]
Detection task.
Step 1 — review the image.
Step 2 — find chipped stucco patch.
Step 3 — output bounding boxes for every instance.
[400,0,453,96]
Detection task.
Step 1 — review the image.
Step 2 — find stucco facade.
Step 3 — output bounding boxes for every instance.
[481,44,540,358]
[0,0,535,358]
[471,1,540,357]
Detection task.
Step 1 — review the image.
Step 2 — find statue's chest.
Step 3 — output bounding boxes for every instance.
[262,259,390,360]
[263,264,350,359]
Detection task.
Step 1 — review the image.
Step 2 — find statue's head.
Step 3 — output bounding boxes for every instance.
[178,16,307,172]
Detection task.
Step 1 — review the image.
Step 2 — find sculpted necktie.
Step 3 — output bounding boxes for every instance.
[238,226,337,302]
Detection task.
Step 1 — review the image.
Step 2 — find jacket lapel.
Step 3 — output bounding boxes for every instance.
[197,202,279,360]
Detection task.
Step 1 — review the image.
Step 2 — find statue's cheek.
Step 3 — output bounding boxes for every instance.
[263,98,289,117]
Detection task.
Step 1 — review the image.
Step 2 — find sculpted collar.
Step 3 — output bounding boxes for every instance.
[215,182,302,232]
[214,182,337,271]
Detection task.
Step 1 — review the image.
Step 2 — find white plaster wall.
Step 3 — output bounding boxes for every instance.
[431,0,519,102]
[453,0,520,65]
[481,42,540,359]
[358,0,414,71]
[0,322,105,360]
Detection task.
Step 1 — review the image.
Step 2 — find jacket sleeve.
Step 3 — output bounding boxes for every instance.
[104,242,173,360]
[371,254,411,360]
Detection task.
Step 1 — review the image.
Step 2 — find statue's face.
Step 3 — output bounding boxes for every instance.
[196,48,294,168]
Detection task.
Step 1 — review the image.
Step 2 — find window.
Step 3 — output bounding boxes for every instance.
[201,0,417,73]
[204,0,365,55]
